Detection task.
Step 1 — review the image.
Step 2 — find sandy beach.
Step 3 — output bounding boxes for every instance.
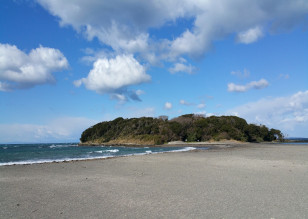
[1,143,308,218]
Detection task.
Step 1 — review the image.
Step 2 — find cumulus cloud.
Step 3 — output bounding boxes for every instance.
[164,102,172,110]
[228,79,269,92]
[169,62,196,74]
[236,26,264,44]
[0,43,68,91]
[37,0,308,62]
[168,0,308,58]
[227,90,308,137]
[0,117,96,143]
[37,0,193,61]
[74,55,151,100]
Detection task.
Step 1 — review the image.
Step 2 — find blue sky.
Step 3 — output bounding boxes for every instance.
[0,0,308,143]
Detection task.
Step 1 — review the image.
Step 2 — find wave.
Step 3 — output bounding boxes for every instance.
[0,147,197,166]
[0,156,115,166]
[95,149,119,153]
[130,147,196,157]
[170,147,196,152]
[105,149,119,153]
[49,144,76,149]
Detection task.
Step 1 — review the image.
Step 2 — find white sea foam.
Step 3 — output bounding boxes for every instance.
[132,147,196,156]
[95,150,103,153]
[105,149,119,153]
[170,147,196,152]
[0,156,115,166]
[49,144,75,149]
[0,146,198,166]
[3,147,8,149]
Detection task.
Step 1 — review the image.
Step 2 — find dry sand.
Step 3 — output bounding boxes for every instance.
[1,143,308,218]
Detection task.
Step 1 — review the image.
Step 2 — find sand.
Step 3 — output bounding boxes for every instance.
[1,143,308,218]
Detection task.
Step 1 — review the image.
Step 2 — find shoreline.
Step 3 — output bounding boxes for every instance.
[0,145,197,167]
[1,143,308,218]
[1,142,305,167]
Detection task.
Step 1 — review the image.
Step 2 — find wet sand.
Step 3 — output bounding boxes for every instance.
[1,143,308,218]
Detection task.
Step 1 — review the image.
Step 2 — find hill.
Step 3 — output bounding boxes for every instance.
[79,114,283,145]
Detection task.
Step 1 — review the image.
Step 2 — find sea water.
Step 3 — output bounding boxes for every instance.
[0,143,196,166]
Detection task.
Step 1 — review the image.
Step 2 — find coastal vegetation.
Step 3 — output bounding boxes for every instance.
[80,114,284,145]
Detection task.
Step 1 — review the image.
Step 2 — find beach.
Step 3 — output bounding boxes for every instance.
[1,143,307,218]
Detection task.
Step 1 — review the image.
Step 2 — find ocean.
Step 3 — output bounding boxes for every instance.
[0,143,196,166]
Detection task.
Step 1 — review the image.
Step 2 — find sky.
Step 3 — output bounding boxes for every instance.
[0,0,308,143]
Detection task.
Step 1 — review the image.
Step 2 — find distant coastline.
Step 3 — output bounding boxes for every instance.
[284,138,308,143]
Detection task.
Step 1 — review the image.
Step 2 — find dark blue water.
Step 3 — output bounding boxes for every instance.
[0,143,196,166]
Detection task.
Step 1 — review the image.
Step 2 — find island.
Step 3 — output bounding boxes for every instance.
[79,114,283,146]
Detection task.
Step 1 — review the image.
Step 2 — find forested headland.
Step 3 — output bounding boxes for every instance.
[80,114,283,145]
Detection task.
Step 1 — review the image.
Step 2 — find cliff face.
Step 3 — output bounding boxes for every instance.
[80,114,283,145]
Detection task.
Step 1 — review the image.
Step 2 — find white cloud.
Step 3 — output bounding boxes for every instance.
[135,89,145,96]
[80,48,112,64]
[111,93,127,103]
[231,69,250,78]
[37,0,308,62]
[37,0,190,35]
[127,107,156,118]
[236,26,263,44]
[193,111,219,117]
[74,55,151,100]
[164,102,172,110]
[206,113,216,117]
[37,0,193,61]
[180,99,194,106]
[168,0,308,58]
[179,99,186,105]
[169,62,196,74]
[170,29,208,59]
[110,89,145,103]
[197,103,206,109]
[194,111,206,117]
[228,79,269,92]
[227,90,308,137]
[0,82,11,92]
[0,117,96,143]
[0,43,68,91]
